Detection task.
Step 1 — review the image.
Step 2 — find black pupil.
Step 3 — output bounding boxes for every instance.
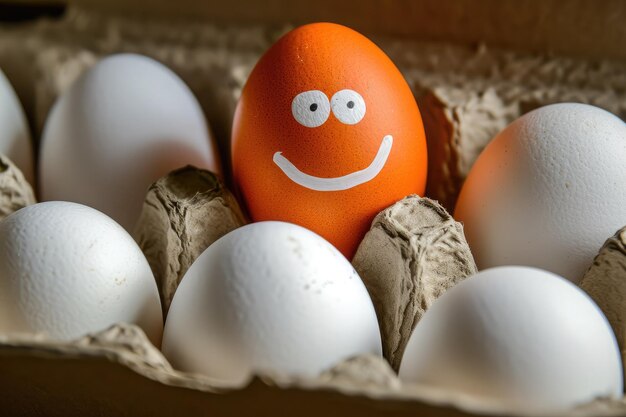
[347,101,355,109]
[310,103,318,112]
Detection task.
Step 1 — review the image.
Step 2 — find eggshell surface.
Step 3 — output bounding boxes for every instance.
[399,266,623,411]
[0,68,34,185]
[455,103,626,283]
[0,201,163,345]
[162,221,382,384]
[39,53,220,231]
[231,23,427,258]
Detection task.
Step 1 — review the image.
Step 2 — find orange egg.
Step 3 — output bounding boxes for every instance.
[232,23,427,258]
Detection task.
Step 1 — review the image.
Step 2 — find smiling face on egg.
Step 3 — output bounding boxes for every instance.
[232,23,427,257]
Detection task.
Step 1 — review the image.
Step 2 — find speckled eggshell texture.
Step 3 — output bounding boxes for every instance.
[455,103,626,283]
[0,69,34,186]
[0,201,163,345]
[39,53,220,231]
[162,221,382,384]
[399,266,623,411]
[231,23,427,258]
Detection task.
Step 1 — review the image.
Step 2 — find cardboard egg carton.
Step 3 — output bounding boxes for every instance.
[1,4,626,416]
[3,322,626,417]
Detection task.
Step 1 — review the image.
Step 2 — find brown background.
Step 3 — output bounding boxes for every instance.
[2,0,626,60]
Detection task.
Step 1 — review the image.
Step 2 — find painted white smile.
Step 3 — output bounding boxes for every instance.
[272,135,393,192]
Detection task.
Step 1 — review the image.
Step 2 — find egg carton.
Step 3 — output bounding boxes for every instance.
[0,156,624,416]
[0,165,623,416]
[3,322,626,417]
[1,6,626,416]
[0,184,625,417]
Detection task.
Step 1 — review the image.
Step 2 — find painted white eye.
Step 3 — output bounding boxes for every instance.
[331,89,366,125]
[291,90,331,128]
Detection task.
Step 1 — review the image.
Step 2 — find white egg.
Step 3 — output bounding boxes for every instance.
[162,221,382,384]
[39,53,220,231]
[455,103,626,283]
[0,201,163,345]
[399,266,622,411]
[0,68,34,185]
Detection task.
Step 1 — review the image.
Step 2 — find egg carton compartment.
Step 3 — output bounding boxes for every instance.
[1,4,626,417]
